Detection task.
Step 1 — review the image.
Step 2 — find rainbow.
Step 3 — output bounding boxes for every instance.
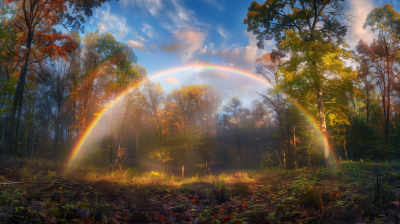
[67,64,336,167]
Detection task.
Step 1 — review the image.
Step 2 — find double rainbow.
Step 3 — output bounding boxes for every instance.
[67,64,335,166]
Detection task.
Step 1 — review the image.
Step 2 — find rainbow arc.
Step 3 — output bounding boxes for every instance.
[67,64,335,167]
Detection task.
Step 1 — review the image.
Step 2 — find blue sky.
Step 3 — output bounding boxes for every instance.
[80,0,400,105]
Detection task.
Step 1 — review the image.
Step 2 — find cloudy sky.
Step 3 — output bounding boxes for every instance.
[82,0,400,105]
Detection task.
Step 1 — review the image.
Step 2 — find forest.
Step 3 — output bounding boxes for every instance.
[1,0,400,223]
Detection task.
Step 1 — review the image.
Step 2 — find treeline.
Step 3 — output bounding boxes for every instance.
[1,0,400,176]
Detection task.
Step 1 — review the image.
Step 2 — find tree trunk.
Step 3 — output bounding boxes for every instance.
[54,104,60,163]
[235,113,241,171]
[31,131,35,157]
[1,110,9,153]
[386,71,390,143]
[14,86,25,158]
[6,29,32,157]
[316,85,330,165]
[287,118,292,169]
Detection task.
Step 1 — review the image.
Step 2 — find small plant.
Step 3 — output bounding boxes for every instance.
[126,167,137,178]
[47,170,56,178]
[299,186,321,209]
[270,178,281,191]
[234,182,250,195]
[218,173,227,180]
[212,180,226,203]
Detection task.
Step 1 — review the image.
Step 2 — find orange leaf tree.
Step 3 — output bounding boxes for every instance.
[4,0,114,157]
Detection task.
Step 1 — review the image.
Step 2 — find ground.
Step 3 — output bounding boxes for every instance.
[0,158,400,224]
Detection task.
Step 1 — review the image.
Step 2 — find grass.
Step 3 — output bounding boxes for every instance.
[299,186,322,209]
[1,158,400,223]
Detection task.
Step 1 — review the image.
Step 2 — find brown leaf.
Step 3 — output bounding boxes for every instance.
[108,217,120,224]
[298,210,309,217]
[50,217,57,223]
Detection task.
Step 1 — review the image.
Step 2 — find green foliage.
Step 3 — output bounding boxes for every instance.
[299,186,322,209]
[234,182,250,196]
[126,167,137,178]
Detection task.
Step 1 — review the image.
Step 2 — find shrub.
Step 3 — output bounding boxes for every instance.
[212,180,226,203]
[270,178,281,191]
[126,167,137,178]
[235,182,250,196]
[299,186,321,209]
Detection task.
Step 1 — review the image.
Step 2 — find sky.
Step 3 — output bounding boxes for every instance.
[80,0,400,105]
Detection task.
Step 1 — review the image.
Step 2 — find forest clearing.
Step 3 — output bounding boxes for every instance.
[2,0,400,223]
[1,158,400,223]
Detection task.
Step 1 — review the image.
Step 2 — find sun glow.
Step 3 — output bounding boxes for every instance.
[67,64,336,167]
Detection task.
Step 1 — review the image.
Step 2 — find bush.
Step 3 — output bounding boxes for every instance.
[212,180,227,203]
[299,186,321,209]
[270,178,281,191]
[126,167,137,178]
[234,182,250,196]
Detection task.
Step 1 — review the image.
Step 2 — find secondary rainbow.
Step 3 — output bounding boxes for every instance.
[67,64,335,166]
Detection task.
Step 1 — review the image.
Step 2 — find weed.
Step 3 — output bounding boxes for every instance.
[179,184,193,194]
[212,180,226,203]
[47,170,56,178]
[234,182,250,196]
[126,167,137,178]
[218,173,227,180]
[270,178,281,191]
[299,186,321,209]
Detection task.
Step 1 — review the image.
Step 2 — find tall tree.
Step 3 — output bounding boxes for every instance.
[4,0,115,157]
[244,0,352,165]
[363,3,400,143]
[223,96,244,170]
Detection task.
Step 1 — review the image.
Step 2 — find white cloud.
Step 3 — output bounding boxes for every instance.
[141,23,155,39]
[164,76,179,85]
[95,4,132,35]
[127,40,147,52]
[99,23,107,31]
[198,43,213,55]
[346,0,375,46]
[162,0,208,33]
[119,32,126,37]
[120,0,162,16]
[217,25,231,39]
[160,28,207,63]
[199,31,268,69]
[135,32,147,42]
[201,0,223,10]
[150,44,158,49]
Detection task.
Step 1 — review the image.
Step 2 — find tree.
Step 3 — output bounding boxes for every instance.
[143,80,165,142]
[244,0,353,165]
[363,3,400,143]
[4,0,115,157]
[223,96,244,170]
